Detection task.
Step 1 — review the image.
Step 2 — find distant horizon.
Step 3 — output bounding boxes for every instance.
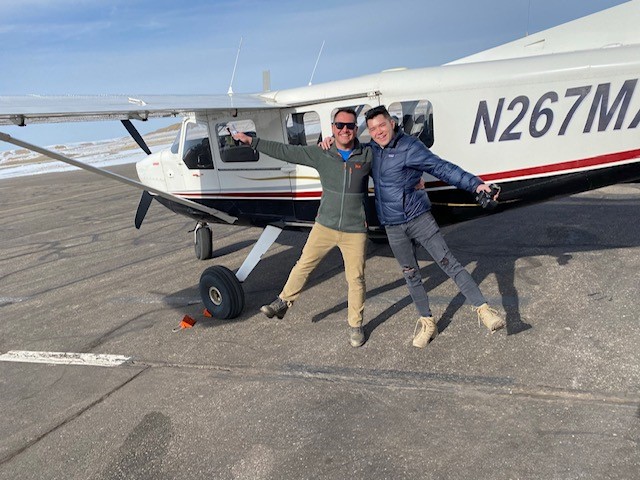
[0,121,179,180]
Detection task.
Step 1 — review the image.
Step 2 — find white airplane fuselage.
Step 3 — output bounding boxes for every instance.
[135,43,640,229]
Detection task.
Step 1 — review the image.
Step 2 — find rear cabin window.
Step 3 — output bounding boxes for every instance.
[388,100,434,148]
[215,120,260,163]
[286,111,321,146]
[182,123,213,169]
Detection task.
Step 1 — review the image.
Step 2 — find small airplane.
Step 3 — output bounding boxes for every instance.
[1,1,639,320]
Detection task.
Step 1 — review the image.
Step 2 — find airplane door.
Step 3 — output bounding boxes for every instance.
[212,110,295,223]
[164,119,220,195]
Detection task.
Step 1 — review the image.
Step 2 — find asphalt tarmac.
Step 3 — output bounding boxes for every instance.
[1,164,639,479]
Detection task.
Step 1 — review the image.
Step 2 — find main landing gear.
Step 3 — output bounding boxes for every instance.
[198,225,283,319]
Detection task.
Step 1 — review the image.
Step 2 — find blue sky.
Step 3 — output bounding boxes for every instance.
[0,0,629,151]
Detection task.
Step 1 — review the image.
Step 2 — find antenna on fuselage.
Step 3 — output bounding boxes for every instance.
[525,0,532,36]
[228,37,243,96]
[308,40,325,86]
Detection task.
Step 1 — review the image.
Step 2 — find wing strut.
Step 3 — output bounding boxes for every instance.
[0,131,237,225]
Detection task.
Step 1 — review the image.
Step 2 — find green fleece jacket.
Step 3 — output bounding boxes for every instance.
[251,137,372,233]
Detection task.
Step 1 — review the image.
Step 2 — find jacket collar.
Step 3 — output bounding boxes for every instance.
[388,128,404,148]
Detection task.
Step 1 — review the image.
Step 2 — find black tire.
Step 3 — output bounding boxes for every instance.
[195,226,213,260]
[199,266,245,319]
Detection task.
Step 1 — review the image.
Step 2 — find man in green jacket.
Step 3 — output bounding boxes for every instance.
[231,108,372,347]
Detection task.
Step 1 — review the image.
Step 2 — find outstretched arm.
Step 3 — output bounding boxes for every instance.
[230,129,321,167]
[476,183,499,197]
[230,130,252,145]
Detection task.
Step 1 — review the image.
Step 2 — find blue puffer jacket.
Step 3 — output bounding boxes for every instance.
[370,130,483,226]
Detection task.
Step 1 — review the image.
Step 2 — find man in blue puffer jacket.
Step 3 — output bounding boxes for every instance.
[365,106,505,348]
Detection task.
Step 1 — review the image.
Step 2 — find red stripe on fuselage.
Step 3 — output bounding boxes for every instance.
[479,148,640,182]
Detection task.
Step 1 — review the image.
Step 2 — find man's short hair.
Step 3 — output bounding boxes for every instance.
[365,105,392,122]
[333,107,358,122]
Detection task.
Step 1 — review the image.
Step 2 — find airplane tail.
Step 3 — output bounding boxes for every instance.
[449,0,640,65]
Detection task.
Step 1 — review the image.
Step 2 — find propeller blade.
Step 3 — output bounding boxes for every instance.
[124,119,155,229]
[134,190,154,229]
[121,119,152,155]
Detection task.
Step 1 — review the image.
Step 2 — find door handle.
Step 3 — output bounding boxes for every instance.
[280,165,296,173]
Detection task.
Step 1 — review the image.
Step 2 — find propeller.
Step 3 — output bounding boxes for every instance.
[122,119,151,154]
[121,119,153,228]
[134,190,154,229]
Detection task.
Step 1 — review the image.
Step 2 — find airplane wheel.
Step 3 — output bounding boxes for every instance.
[199,266,244,319]
[195,225,213,260]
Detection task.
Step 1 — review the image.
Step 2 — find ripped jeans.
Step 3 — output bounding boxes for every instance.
[385,211,486,317]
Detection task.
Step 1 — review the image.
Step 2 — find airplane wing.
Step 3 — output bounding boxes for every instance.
[0,93,286,126]
[449,0,640,65]
[0,93,290,224]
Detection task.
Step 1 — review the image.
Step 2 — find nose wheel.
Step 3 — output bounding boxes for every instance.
[199,266,244,319]
[194,223,213,260]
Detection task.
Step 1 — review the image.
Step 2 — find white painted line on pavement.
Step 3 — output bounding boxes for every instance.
[0,350,131,367]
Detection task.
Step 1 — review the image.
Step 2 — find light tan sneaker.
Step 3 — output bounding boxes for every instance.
[474,303,506,333]
[412,316,438,348]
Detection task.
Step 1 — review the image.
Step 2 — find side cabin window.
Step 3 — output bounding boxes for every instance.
[388,100,434,148]
[182,123,214,169]
[215,120,260,163]
[286,111,321,146]
[330,105,373,144]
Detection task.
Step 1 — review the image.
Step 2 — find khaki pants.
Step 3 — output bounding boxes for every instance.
[280,223,367,327]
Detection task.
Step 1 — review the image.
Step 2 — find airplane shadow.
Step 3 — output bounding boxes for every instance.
[211,239,255,258]
[168,189,640,334]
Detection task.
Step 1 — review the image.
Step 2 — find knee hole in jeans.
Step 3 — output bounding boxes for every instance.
[402,266,421,284]
[402,266,423,287]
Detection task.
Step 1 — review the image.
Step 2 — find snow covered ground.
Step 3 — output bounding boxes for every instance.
[0,125,178,180]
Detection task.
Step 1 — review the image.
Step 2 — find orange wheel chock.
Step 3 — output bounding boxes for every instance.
[179,315,196,329]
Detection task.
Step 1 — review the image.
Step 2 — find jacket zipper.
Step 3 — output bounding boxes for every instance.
[338,161,348,229]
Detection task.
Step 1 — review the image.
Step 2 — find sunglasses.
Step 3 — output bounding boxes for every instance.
[333,122,357,130]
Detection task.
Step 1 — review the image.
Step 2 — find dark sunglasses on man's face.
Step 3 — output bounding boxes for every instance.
[333,122,356,130]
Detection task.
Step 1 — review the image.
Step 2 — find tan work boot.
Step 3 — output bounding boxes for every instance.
[412,316,438,348]
[474,303,506,333]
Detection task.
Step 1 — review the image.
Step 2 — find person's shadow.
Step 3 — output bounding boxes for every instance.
[309,190,640,339]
